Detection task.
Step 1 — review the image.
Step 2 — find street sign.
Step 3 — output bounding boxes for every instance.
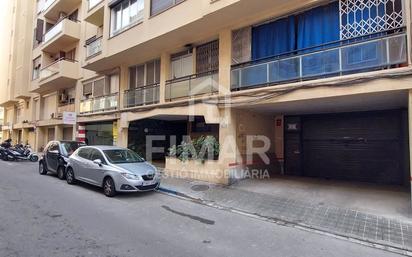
[63,112,77,125]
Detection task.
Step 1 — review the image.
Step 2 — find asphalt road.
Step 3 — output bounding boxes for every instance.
[0,161,403,257]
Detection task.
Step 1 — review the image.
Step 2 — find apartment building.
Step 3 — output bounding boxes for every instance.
[2,0,412,199]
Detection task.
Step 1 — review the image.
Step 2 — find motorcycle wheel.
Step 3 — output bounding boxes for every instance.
[30,155,39,162]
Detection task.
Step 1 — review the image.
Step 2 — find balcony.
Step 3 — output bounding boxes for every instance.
[85,36,103,59]
[33,58,79,94]
[124,84,160,108]
[80,93,119,114]
[85,0,104,27]
[166,71,219,101]
[231,33,408,91]
[57,103,75,117]
[42,0,82,20]
[42,17,80,54]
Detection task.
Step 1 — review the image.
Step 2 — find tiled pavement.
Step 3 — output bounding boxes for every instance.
[159,177,412,253]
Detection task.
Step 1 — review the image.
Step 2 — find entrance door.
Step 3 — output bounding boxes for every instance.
[284,117,302,176]
[292,110,407,185]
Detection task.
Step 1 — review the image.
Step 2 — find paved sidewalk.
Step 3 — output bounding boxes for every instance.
[159,177,412,254]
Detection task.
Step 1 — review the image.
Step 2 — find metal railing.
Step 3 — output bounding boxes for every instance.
[231,32,408,90]
[124,84,160,108]
[88,0,103,10]
[39,58,77,80]
[166,70,219,101]
[80,93,118,114]
[85,36,103,58]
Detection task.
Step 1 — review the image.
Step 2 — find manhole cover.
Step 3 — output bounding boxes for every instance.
[191,185,210,192]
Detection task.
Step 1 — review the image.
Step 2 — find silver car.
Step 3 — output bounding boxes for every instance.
[66,146,161,197]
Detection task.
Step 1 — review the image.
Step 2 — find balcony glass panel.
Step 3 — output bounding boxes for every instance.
[89,0,102,10]
[231,34,407,90]
[166,71,218,101]
[44,21,63,43]
[124,84,160,108]
[80,94,118,114]
[42,0,56,12]
[86,37,102,58]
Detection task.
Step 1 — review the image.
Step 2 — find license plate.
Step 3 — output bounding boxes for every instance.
[142,181,154,186]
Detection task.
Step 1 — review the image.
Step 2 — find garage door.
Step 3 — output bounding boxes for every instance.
[287,110,408,185]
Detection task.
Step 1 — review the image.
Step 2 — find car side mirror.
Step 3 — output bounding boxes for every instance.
[93,159,103,166]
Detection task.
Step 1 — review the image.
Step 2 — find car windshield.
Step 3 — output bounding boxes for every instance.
[61,142,85,157]
[103,149,145,164]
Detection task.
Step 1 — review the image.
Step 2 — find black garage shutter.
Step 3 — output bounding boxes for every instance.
[293,110,407,185]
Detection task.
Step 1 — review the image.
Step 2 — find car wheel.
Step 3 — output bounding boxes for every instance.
[57,166,65,180]
[103,177,116,197]
[39,161,47,175]
[66,167,76,185]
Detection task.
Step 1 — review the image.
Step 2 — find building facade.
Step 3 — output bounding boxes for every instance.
[1,0,412,195]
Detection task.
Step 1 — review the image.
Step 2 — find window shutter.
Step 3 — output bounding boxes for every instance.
[36,19,44,42]
[93,78,105,97]
[83,83,93,96]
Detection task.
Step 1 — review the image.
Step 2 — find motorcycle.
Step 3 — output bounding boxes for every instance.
[1,140,39,162]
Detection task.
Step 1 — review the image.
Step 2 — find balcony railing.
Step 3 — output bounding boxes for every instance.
[231,32,408,90]
[89,0,103,10]
[39,58,77,81]
[124,84,160,108]
[80,93,118,114]
[57,103,75,117]
[166,70,219,101]
[85,36,102,58]
[42,0,56,12]
[44,20,64,43]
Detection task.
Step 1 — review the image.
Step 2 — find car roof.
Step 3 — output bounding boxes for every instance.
[85,145,126,151]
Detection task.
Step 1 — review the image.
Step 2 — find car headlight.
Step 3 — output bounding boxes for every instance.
[120,172,140,180]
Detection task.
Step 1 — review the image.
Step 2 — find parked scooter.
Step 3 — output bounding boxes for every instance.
[0,140,39,162]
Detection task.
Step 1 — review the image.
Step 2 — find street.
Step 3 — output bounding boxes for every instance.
[0,161,403,257]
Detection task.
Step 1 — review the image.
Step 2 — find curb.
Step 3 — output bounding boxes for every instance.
[158,185,412,257]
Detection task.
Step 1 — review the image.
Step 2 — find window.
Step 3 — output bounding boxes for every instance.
[171,51,193,79]
[103,149,145,164]
[196,40,219,73]
[232,27,251,64]
[89,149,106,163]
[129,59,160,89]
[110,0,144,36]
[83,77,113,99]
[32,57,41,80]
[151,0,184,16]
[48,143,59,153]
[77,148,92,159]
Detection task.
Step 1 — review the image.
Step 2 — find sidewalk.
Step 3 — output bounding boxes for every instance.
[159,176,412,254]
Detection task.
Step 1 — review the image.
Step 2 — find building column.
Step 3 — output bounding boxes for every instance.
[54,125,63,141]
[35,127,45,152]
[218,29,232,95]
[119,64,129,111]
[218,108,241,185]
[160,53,171,104]
[21,128,29,145]
[409,90,412,206]
[117,115,129,148]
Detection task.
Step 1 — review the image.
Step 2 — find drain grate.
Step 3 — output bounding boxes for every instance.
[191,185,210,192]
